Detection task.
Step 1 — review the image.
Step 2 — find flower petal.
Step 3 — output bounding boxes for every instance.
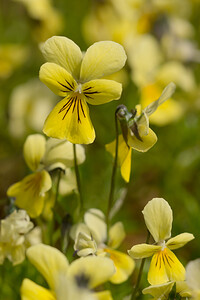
[40,36,83,79]
[68,256,115,289]
[186,258,200,291]
[108,222,125,249]
[128,244,161,259]
[39,62,77,97]
[84,209,107,244]
[142,198,173,242]
[7,171,52,218]
[26,244,69,291]
[104,248,135,284]
[166,233,195,250]
[142,282,174,299]
[21,278,55,300]
[23,134,46,171]
[94,290,113,300]
[176,281,192,298]
[80,41,127,82]
[128,128,157,152]
[148,248,185,285]
[82,79,122,105]
[43,95,95,144]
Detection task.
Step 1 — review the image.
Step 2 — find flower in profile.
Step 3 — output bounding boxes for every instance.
[106,82,176,182]
[0,210,41,265]
[7,134,85,218]
[186,258,200,299]
[21,244,115,300]
[128,198,194,285]
[72,208,135,284]
[39,36,127,144]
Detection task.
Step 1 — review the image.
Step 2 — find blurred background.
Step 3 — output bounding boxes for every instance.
[0,0,200,299]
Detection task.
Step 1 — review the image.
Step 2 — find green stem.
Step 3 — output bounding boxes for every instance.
[131,231,151,300]
[73,143,83,217]
[49,168,62,246]
[106,112,119,230]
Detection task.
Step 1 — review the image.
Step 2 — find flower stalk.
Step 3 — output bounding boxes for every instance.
[73,143,84,218]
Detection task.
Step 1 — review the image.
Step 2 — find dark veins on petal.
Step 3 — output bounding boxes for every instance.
[58,96,86,123]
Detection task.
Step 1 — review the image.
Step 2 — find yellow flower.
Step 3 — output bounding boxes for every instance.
[128,198,194,285]
[186,259,200,299]
[0,210,34,265]
[106,82,176,182]
[21,244,115,300]
[39,36,127,144]
[72,208,135,284]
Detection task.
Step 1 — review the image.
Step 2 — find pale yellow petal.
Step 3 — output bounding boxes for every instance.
[21,279,55,300]
[128,244,161,259]
[94,290,113,300]
[82,79,122,105]
[7,171,52,218]
[80,41,127,82]
[166,233,195,250]
[27,244,69,291]
[176,281,192,298]
[23,134,46,171]
[104,248,135,284]
[40,36,83,79]
[84,208,107,244]
[68,256,115,288]
[121,146,132,182]
[186,259,200,291]
[142,282,174,299]
[148,248,185,285]
[128,128,157,152]
[43,138,85,170]
[108,222,125,249]
[43,95,95,144]
[142,198,173,242]
[39,62,77,97]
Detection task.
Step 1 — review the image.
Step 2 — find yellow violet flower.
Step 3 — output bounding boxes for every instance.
[0,210,35,265]
[72,208,135,284]
[128,198,194,285]
[21,243,115,300]
[186,258,200,299]
[39,36,127,144]
[106,82,176,182]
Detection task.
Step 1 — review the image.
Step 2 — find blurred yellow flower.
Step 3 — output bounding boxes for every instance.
[106,82,176,182]
[39,36,127,144]
[21,243,115,300]
[128,198,194,285]
[72,208,135,284]
[186,258,200,299]
[0,210,41,265]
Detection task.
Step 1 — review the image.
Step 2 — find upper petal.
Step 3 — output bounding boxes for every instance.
[142,198,173,242]
[128,127,157,152]
[21,278,56,300]
[186,259,200,291]
[80,41,127,82]
[82,79,122,105]
[43,95,95,144]
[142,282,174,300]
[84,209,107,245]
[39,62,77,97]
[108,222,125,249]
[166,233,195,250]
[68,256,115,289]
[26,244,69,291]
[23,134,46,171]
[128,244,161,259]
[40,36,83,79]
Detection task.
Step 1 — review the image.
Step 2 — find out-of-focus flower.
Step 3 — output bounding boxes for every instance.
[9,79,57,138]
[39,36,127,144]
[186,258,200,299]
[128,198,194,285]
[7,134,85,218]
[142,280,191,299]
[72,208,135,284]
[0,44,28,79]
[0,210,41,265]
[21,243,115,300]
[106,82,176,182]
[13,0,63,42]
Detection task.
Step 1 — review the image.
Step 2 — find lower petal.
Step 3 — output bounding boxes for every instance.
[94,290,113,300]
[43,95,95,144]
[128,128,157,152]
[21,279,55,300]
